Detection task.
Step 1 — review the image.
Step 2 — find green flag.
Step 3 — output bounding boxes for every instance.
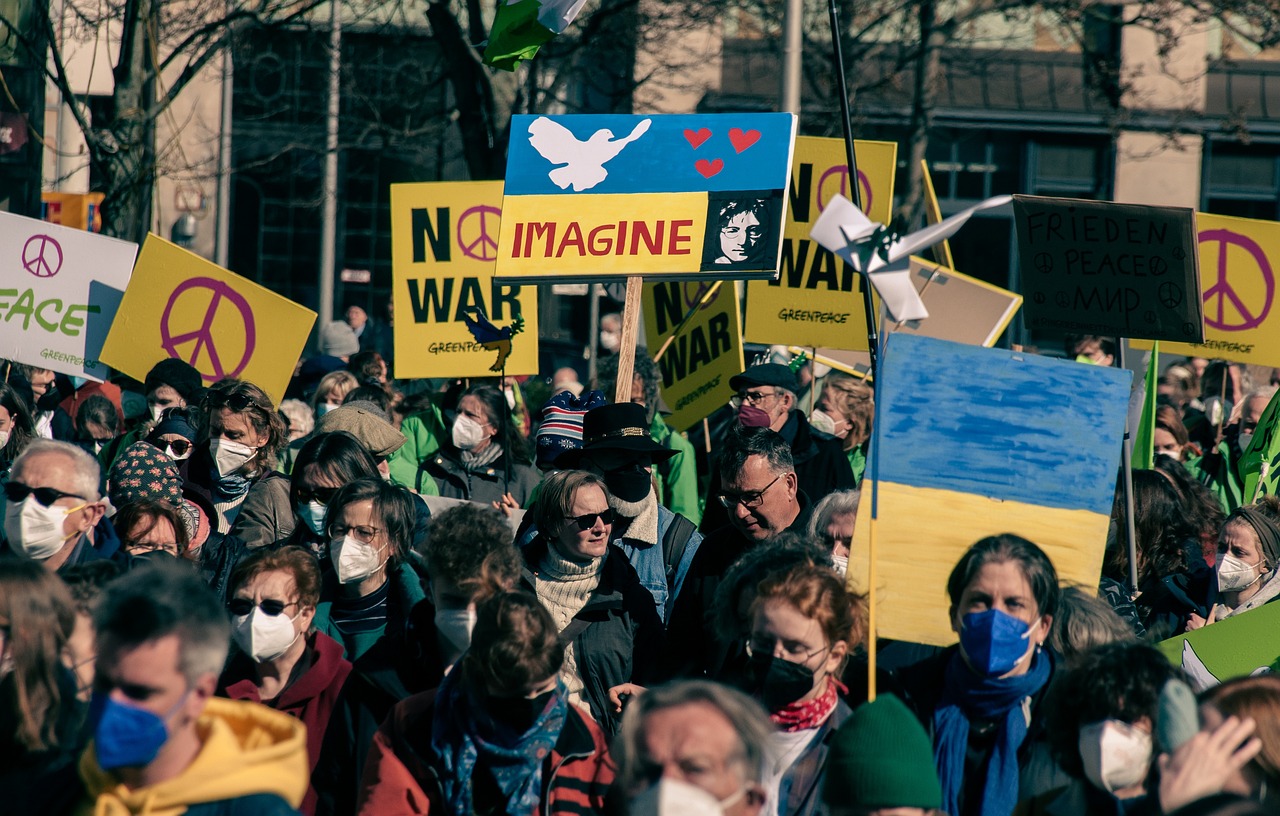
[1240,388,1280,503]
[483,0,587,71]
[1132,342,1158,470]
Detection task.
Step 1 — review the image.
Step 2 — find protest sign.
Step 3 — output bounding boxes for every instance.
[1132,212,1280,366]
[852,334,1130,646]
[100,235,315,405]
[921,161,955,268]
[390,181,539,379]
[1159,602,1280,691]
[1013,195,1203,343]
[743,136,896,349]
[0,211,136,380]
[643,279,743,431]
[791,257,1023,375]
[494,113,797,282]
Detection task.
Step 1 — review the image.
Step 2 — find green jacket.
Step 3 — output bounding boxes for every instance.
[651,414,702,525]
[847,444,867,487]
[388,406,444,496]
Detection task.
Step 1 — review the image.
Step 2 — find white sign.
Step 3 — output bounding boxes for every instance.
[0,211,138,380]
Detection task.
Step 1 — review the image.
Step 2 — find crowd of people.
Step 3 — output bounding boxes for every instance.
[0,321,1277,816]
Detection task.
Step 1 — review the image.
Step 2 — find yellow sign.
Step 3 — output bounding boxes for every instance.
[42,192,105,232]
[643,280,744,431]
[1133,212,1280,366]
[100,235,316,406]
[390,181,539,379]
[921,161,954,268]
[744,136,897,349]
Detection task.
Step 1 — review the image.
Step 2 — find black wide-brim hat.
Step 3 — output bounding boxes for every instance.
[557,402,680,467]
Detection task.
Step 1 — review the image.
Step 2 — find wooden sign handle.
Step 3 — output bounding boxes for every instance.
[614,276,644,405]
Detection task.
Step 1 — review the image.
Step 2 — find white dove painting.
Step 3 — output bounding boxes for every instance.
[526,116,652,192]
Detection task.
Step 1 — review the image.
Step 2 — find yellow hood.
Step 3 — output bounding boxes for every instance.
[79,697,309,816]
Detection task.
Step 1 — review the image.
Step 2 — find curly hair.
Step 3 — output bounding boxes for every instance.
[462,591,564,697]
[1104,470,1196,586]
[820,373,874,449]
[1155,455,1225,564]
[421,503,521,602]
[750,562,868,654]
[199,378,288,471]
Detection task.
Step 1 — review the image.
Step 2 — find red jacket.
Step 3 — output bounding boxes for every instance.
[218,630,352,815]
[357,690,615,816]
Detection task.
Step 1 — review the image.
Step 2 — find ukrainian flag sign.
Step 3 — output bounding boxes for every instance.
[494,112,797,282]
[854,334,1131,646]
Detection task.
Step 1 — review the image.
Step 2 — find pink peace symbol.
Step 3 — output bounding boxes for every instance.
[682,281,720,312]
[1199,228,1274,332]
[816,165,873,215]
[22,235,63,278]
[457,204,502,262]
[159,277,257,382]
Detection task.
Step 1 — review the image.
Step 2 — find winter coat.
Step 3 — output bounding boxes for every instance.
[228,472,296,549]
[421,446,541,508]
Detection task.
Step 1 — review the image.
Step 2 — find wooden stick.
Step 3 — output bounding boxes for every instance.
[614,276,644,404]
[703,417,712,454]
[653,281,723,363]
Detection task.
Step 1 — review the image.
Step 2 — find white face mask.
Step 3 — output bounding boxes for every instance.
[0,429,12,449]
[831,555,848,577]
[629,778,745,816]
[452,414,489,451]
[434,606,477,657]
[4,494,82,561]
[809,409,838,436]
[296,501,327,536]
[1077,720,1153,794]
[317,402,340,418]
[210,437,258,478]
[232,607,301,663]
[600,331,620,352]
[330,534,388,584]
[1218,552,1266,593]
[150,404,167,423]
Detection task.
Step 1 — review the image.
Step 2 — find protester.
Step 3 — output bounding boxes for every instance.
[700,362,854,533]
[812,373,874,486]
[421,383,540,506]
[598,312,622,356]
[312,370,359,420]
[822,694,945,816]
[1046,586,1134,664]
[106,439,191,560]
[348,350,390,390]
[144,406,199,463]
[1156,404,1196,461]
[1191,386,1274,512]
[279,398,315,443]
[345,302,390,358]
[896,534,1061,816]
[1189,497,1280,629]
[533,388,608,473]
[0,559,87,812]
[115,499,190,559]
[356,591,615,815]
[314,400,408,481]
[669,427,811,677]
[98,358,203,470]
[387,391,448,490]
[809,489,858,577]
[1191,676,1280,808]
[616,679,771,815]
[218,545,352,815]
[281,431,383,555]
[521,470,664,733]
[0,379,37,477]
[551,367,584,396]
[1156,453,1226,567]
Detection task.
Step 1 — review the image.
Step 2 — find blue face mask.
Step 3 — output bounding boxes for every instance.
[296,500,327,536]
[89,689,188,770]
[959,609,1036,677]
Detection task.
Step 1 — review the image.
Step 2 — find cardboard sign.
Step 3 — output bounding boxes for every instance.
[0,211,137,380]
[743,136,896,349]
[852,334,1130,646]
[495,113,797,282]
[1160,602,1280,691]
[1013,196,1203,342]
[791,257,1023,376]
[390,181,539,379]
[100,235,316,405]
[1132,212,1280,366]
[643,280,744,431]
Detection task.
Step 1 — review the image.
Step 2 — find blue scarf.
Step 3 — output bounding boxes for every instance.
[429,668,568,816]
[209,464,253,502]
[932,648,1052,816]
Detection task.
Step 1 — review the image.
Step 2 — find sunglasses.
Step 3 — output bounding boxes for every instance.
[3,481,88,507]
[160,439,192,457]
[228,597,298,617]
[297,486,339,504]
[203,392,256,412]
[563,508,615,531]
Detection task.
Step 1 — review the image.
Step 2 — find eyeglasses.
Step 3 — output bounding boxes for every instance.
[563,508,615,531]
[159,439,192,457]
[745,636,830,662]
[297,486,339,505]
[329,523,381,544]
[202,391,255,413]
[228,597,300,617]
[729,389,780,409]
[716,474,783,509]
[3,481,88,507]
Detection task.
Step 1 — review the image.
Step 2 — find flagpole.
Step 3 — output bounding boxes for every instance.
[1118,342,1140,595]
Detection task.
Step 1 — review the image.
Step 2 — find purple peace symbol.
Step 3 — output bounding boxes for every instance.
[22,234,63,278]
[1199,228,1274,332]
[816,165,873,216]
[159,277,257,382]
[456,204,502,262]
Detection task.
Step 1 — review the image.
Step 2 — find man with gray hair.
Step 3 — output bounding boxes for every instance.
[0,439,119,573]
[618,680,771,816]
[68,561,308,814]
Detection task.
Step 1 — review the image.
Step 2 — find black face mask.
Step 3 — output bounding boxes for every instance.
[748,652,817,712]
[486,688,555,733]
[603,464,650,503]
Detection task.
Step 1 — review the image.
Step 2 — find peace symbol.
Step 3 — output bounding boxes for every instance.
[22,235,63,278]
[682,281,720,312]
[160,277,257,383]
[1199,228,1274,332]
[1158,282,1182,309]
[456,204,501,262]
[1034,253,1053,274]
[816,165,873,215]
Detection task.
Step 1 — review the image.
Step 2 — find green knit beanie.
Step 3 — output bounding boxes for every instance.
[822,693,943,810]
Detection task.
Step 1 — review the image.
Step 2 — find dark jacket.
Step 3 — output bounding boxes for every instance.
[699,411,853,533]
[228,473,296,549]
[193,531,249,603]
[0,668,88,816]
[520,540,666,735]
[666,491,814,679]
[356,689,614,816]
[420,445,541,508]
[778,700,852,816]
[218,632,354,815]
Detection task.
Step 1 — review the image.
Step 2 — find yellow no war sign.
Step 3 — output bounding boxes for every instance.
[744,136,898,350]
[390,181,539,379]
[101,236,317,405]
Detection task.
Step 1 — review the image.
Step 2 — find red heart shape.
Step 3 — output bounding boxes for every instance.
[695,158,724,178]
[729,128,761,153]
[684,128,712,149]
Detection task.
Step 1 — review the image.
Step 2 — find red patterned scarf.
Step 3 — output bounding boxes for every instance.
[770,676,846,732]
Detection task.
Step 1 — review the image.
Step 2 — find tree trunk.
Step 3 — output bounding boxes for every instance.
[102,0,157,243]
[897,0,943,231]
